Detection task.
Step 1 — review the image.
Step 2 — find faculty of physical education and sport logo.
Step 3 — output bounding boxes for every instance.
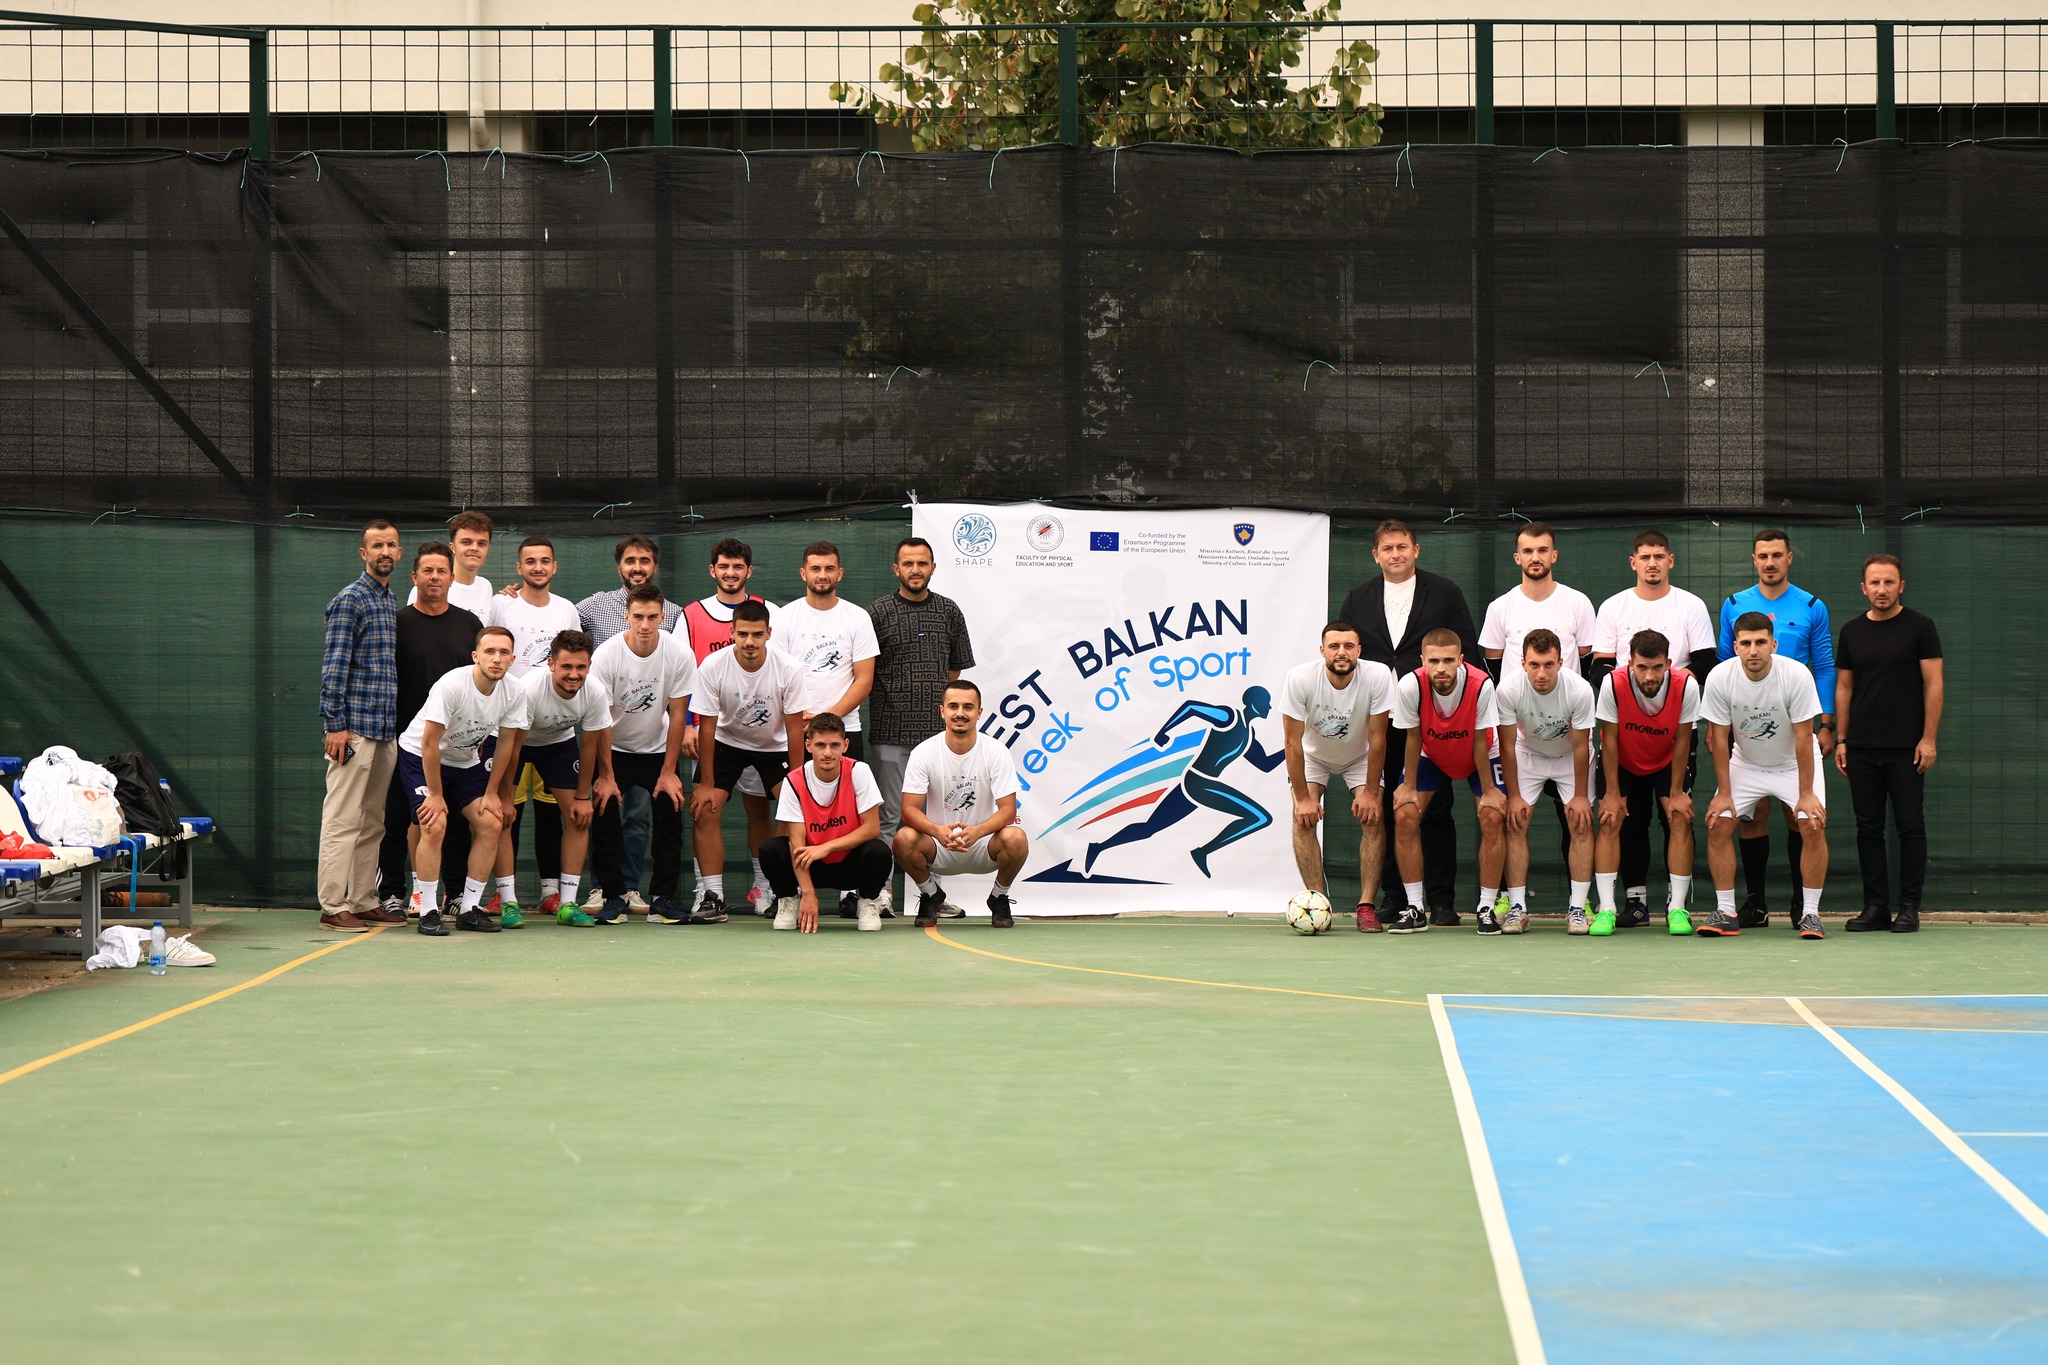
[953,513,997,558]
[1027,513,1065,552]
[1233,523,1256,546]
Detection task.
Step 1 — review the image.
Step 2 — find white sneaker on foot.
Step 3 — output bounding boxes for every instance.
[1566,904,1589,935]
[856,897,882,931]
[625,891,651,914]
[583,885,606,911]
[773,897,799,931]
[162,935,216,967]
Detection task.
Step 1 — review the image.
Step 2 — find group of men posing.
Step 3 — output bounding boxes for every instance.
[316,516,1029,936]
[1284,519,1942,938]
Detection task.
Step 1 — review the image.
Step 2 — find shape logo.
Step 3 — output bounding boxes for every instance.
[953,513,998,559]
[1233,523,1255,546]
[1026,513,1066,552]
[1090,531,1121,552]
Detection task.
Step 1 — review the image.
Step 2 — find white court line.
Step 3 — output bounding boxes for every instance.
[1429,994,1547,1365]
[1785,996,2048,1242]
[1441,993,2048,1001]
[1955,1132,2048,1139]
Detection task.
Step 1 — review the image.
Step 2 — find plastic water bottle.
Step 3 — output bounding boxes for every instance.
[148,921,166,975]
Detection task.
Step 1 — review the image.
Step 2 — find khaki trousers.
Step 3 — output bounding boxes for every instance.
[317,736,397,915]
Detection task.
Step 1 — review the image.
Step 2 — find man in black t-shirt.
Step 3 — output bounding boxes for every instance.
[377,542,484,911]
[1834,553,1943,933]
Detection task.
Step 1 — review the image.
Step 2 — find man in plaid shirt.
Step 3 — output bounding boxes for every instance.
[317,520,407,933]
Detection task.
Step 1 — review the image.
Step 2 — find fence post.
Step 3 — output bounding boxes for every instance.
[653,27,674,147]
[1474,21,1494,145]
[1874,22,1897,140]
[1058,25,1079,144]
[247,30,270,157]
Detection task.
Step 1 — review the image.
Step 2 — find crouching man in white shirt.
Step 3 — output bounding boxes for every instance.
[893,680,1029,929]
[759,713,892,933]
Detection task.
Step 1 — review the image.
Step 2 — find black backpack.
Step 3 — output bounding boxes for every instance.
[103,750,185,848]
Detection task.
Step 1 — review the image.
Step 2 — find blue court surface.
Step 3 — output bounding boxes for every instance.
[1435,994,2048,1363]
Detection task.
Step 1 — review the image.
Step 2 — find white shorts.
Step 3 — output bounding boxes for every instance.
[736,768,766,799]
[929,835,1000,877]
[1304,749,1376,790]
[1724,758,1826,821]
[1512,750,1578,804]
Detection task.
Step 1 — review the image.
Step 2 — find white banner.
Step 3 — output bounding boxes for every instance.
[911,503,1331,915]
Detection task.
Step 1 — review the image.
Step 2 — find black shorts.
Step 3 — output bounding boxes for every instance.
[710,740,790,796]
[1594,727,1698,800]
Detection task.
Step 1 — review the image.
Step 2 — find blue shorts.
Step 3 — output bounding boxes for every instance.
[397,749,493,820]
[523,737,583,792]
[1415,753,1505,797]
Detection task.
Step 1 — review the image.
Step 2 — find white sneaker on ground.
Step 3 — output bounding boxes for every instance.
[162,935,216,967]
[773,897,799,931]
[856,897,882,932]
[625,891,651,914]
[939,900,967,919]
[1503,904,1529,934]
[875,887,894,919]
[379,894,405,920]
[583,886,606,911]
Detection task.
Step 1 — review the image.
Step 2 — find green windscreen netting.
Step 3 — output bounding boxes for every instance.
[0,514,2026,909]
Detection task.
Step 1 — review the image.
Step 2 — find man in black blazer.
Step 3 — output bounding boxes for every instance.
[1336,520,1481,928]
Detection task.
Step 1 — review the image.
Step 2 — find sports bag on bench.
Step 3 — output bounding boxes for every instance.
[104,750,188,878]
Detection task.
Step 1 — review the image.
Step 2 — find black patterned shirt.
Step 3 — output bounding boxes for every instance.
[866,591,976,747]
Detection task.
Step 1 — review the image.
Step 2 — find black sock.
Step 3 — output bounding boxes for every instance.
[1740,835,1770,901]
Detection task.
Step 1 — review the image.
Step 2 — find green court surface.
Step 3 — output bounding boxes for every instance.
[4,913,2045,1363]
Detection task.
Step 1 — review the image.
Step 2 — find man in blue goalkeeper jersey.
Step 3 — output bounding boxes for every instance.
[1717,529,1835,928]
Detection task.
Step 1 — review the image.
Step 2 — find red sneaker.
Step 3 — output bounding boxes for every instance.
[1355,903,1384,933]
[537,893,561,916]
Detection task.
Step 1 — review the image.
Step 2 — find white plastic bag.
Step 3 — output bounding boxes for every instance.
[19,746,125,848]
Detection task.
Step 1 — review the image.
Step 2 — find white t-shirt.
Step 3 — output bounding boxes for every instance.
[1279,659,1394,765]
[773,761,884,825]
[1479,583,1598,666]
[1594,671,1702,727]
[902,732,1022,826]
[1494,669,1597,761]
[409,576,495,616]
[589,632,698,755]
[1700,657,1821,771]
[694,647,810,753]
[1592,586,1716,661]
[778,598,881,732]
[487,592,584,678]
[1390,669,1498,732]
[1381,575,1418,649]
[398,666,527,767]
[514,668,613,748]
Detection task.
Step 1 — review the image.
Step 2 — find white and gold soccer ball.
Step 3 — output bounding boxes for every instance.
[1285,890,1333,935]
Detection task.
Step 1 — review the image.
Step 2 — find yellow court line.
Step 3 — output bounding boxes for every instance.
[922,928,2048,1036]
[924,925,1425,1009]
[0,925,388,1088]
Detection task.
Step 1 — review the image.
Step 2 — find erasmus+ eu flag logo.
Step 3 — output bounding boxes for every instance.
[1090,531,1120,552]
[1026,688,1285,887]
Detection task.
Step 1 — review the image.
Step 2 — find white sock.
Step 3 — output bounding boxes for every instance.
[1595,873,1617,912]
[1668,875,1692,910]
[412,877,439,913]
[1403,880,1424,908]
[706,874,726,900]
[1568,879,1590,909]
[1479,886,1498,911]
[1626,884,1646,904]
[461,877,489,914]
[1508,884,1527,911]
[495,875,518,905]
[560,874,581,905]
[542,877,560,899]
[1802,886,1823,915]
[994,874,1015,892]
[750,857,766,886]
[916,875,940,897]
[692,858,701,877]
[1716,888,1736,914]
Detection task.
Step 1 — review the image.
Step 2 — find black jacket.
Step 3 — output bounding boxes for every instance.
[1336,569,1481,679]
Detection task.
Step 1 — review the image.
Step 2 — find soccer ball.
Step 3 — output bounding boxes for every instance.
[1285,890,1333,935]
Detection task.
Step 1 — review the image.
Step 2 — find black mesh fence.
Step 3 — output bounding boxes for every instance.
[2,142,2046,529]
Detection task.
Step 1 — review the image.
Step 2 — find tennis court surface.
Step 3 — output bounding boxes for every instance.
[5,913,2045,1363]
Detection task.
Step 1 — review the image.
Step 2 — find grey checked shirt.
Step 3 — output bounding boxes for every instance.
[576,585,683,646]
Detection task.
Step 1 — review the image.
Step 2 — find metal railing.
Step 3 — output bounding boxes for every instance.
[3,14,2048,152]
